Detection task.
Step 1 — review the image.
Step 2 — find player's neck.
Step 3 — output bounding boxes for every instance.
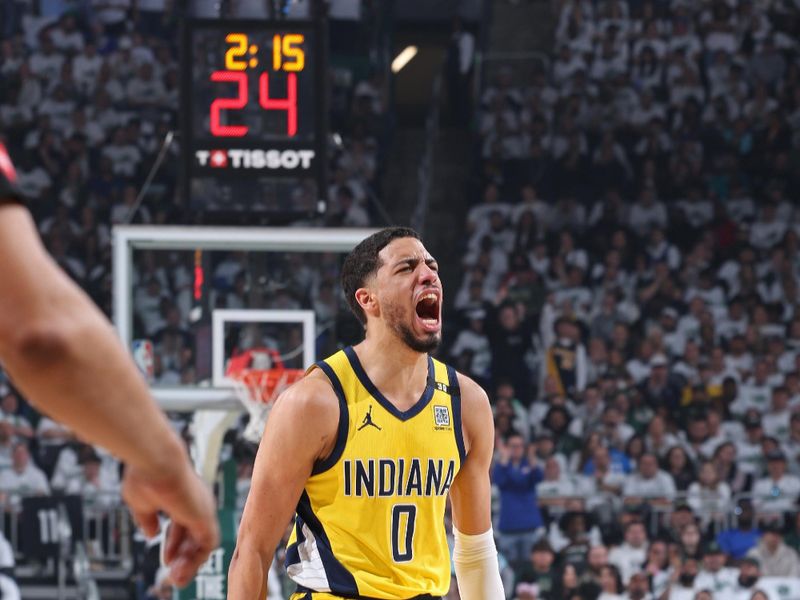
[354,333,429,407]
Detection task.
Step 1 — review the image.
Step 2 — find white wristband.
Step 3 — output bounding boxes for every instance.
[453,526,505,600]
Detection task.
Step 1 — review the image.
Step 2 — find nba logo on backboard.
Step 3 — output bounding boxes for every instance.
[433,405,450,428]
[132,339,155,384]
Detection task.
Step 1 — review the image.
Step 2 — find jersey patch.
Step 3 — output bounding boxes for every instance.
[433,405,450,428]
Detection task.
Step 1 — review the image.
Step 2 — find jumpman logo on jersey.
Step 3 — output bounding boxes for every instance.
[358,405,381,431]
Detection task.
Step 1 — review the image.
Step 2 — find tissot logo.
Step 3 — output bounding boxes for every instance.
[210,150,228,168]
[195,149,315,170]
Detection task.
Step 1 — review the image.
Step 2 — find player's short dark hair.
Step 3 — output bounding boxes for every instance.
[341,226,421,326]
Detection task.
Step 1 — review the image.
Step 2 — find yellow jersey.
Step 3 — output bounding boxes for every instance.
[285,346,466,599]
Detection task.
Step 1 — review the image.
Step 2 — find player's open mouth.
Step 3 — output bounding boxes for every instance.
[415,291,441,332]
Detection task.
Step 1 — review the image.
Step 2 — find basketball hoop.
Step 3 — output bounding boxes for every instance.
[225,347,304,443]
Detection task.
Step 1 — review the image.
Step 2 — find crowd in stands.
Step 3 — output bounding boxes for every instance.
[2,0,800,598]
[0,3,384,596]
[460,0,800,598]
[0,2,386,380]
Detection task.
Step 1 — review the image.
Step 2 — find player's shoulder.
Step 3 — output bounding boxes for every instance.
[453,370,491,409]
[452,370,493,435]
[274,367,340,421]
[450,369,493,459]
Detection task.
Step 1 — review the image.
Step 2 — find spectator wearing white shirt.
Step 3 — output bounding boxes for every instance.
[658,308,686,357]
[591,35,628,82]
[0,443,50,508]
[471,210,514,255]
[92,0,131,35]
[64,108,106,148]
[537,456,580,508]
[631,46,664,92]
[72,44,104,95]
[645,227,681,271]
[731,360,773,415]
[553,44,587,84]
[126,63,166,107]
[622,453,676,506]
[628,187,667,237]
[672,340,704,384]
[644,414,680,458]
[750,202,788,251]
[123,31,156,67]
[36,416,73,448]
[0,392,32,443]
[50,444,85,492]
[695,541,739,596]
[678,296,706,340]
[599,405,635,451]
[453,269,493,313]
[628,90,667,130]
[134,277,168,336]
[609,521,649,584]
[449,310,491,382]
[729,557,764,599]
[685,270,726,307]
[687,461,731,527]
[28,35,65,81]
[597,564,625,600]
[725,335,754,376]
[64,447,120,516]
[735,412,767,476]
[465,183,511,239]
[752,450,800,517]
[37,86,75,133]
[763,387,791,441]
[0,530,19,600]
[747,521,800,578]
[102,128,142,178]
[49,15,84,54]
[0,89,33,131]
[329,185,369,228]
[699,410,732,458]
[666,555,700,600]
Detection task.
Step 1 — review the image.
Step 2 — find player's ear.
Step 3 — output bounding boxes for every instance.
[355,286,379,318]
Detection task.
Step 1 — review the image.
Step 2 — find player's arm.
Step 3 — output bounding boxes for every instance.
[0,144,217,585]
[228,372,339,599]
[0,204,190,476]
[448,373,505,600]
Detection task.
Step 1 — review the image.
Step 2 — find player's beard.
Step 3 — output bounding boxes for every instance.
[383,297,441,354]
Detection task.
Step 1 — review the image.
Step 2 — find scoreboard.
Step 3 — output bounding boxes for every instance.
[180,18,327,217]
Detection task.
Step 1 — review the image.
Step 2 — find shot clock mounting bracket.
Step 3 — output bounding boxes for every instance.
[179,15,328,219]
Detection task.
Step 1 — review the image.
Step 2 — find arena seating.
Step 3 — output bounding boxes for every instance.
[459,0,800,597]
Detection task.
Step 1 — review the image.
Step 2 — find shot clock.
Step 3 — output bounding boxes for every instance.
[180,18,327,217]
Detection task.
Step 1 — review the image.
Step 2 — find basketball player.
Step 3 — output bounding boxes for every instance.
[0,141,218,586]
[229,227,504,599]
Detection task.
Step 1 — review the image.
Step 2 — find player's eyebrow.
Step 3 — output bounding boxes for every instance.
[393,257,420,269]
[393,256,438,269]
